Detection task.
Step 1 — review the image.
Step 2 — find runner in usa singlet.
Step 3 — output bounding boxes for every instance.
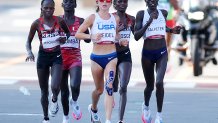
[91,13,117,44]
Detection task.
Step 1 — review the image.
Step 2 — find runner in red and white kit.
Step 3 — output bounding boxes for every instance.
[25,0,70,123]
[59,0,90,123]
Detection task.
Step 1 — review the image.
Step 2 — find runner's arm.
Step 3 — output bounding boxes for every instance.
[26,20,38,56]
[79,18,91,43]
[75,14,94,40]
[134,10,152,41]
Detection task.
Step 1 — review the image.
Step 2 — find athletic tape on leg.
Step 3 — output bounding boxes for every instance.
[105,71,114,96]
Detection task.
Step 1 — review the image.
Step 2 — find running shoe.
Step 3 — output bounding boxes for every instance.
[62,116,70,123]
[49,95,59,117]
[117,120,124,123]
[154,116,163,123]
[42,119,50,123]
[105,120,111,123]
[141,103,152,123]
[70,99,82,120]
[88,104,101,123]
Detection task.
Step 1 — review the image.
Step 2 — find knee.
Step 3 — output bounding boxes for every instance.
[95,88,104,96]
[119,86,127,94]
[41,90,49,103]
[146,84,154,92]
[156,82,164,90]
[51,84,60,92]
[41,89,49,98]
[71,85,80,92]
[61,90,69,99]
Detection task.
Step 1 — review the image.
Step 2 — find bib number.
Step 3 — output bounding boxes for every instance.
[61,36,79,48]
[42,36,60,49]
[119,30,131,42]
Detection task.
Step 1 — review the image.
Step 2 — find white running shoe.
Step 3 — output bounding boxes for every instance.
[62,116,70,123]
[42,119,50,123]
[141,103,152,123]
[105,120,111,123]
[70,99,82,120]
[49,95,59,117]
[88,104,101,123]
[155,116,163,123]
[117,120,124,123]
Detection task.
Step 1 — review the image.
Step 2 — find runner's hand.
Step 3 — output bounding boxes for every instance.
[172,26,182,34]
[26,52,35,62]
[91,33,102,43]
[57,36,67,44]
[119,39,128,47]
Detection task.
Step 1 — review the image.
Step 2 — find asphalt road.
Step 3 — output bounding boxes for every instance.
[0,85,218,123]
[0,1,218,123]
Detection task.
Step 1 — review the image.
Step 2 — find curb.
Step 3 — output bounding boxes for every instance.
[0,78,218,89]
[135,81,218,89]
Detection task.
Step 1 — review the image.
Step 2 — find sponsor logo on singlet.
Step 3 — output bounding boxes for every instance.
[98,22,115,30]
[97,22,115,39]
[42,31,59,38]
[41,31,60,49]
[147,27,165,32]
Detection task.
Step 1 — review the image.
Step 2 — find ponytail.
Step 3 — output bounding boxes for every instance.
[96,0,99,12]
[96,6,99,12]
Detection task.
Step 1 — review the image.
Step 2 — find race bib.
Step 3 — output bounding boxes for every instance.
[42,33,60,49]
[119,27,131,42]
[61,36,79,48]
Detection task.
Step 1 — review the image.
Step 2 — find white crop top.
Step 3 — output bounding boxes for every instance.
[91,13,116,44]
[142,9,166,39]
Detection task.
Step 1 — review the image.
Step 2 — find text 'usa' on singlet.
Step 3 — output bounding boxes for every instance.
[143,9,166,39]
[38,16,61,52]
[91,13,116,44]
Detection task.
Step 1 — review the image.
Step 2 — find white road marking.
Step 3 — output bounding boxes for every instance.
[19,86,31,96]
[165,82,196,89]
[0,79,17,85]
[164,101,174,104]
[0,113,42,116]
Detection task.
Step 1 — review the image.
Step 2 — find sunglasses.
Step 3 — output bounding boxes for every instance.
[98,0,112,3]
